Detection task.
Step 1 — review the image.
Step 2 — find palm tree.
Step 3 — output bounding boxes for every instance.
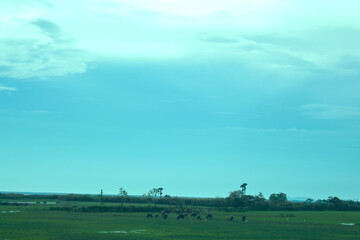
[240,183,247,195]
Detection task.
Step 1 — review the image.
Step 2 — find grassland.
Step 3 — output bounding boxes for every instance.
[1,203,360,240]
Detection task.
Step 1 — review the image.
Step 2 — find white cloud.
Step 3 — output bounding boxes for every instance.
[115,0,284,18]
[2,0,360,78]
[0,14,91,79]
[92,0,360,31]
[0,86,16,91]
[300,104,360,119]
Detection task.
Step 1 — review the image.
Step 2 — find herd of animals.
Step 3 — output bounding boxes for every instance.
[146,209,247,222]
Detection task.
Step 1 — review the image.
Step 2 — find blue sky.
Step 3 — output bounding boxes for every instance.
[1,0,360,200]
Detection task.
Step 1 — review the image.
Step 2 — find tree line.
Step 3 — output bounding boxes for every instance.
[1,185,359,211]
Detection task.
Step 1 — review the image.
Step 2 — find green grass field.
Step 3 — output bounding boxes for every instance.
[1,204,359,240]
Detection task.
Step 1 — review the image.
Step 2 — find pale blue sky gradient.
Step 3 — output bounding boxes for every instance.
[1,0,360,200]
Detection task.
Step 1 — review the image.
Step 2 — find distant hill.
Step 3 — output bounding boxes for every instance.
[287,197,308,202]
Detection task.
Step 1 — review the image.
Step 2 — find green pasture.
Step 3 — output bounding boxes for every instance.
[0,205,359,240]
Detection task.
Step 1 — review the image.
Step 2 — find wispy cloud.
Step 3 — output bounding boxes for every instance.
[0,86,16,91]
[37,0,54,8]
[23,110,50,114]
[300,104,360,119]
[199,35,238,44]
[241,28,360,74]
[31,19,67,42]
[110,0,291,21]
[2,0,360,79]
[227,127,309,132]
[0,18,91,79]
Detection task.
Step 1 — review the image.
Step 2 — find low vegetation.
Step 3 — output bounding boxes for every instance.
[0,204,359,240]
[1,187,359,212]
[1,186,360,240]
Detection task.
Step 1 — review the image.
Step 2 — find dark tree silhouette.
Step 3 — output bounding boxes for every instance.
[158,187,164,198]
[240,183,248,195]
[269,192,287,203]
[118,187,128,206]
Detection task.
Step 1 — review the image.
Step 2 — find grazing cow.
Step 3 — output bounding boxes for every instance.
[56,201,61,205]
[206,214,213,220]
[43,201,47,205]
[163,213,168,219]
[227,215,234,221]
[155,214,159,218]
[146,213,153,218]
[242,215,246,222]
[197,215,202,220]
[177,214,185,220]
[161,210,167,216]
[191,212,197,217]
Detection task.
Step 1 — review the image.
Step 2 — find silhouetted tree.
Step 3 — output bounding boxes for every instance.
[240,183,248,195]
[257,192,265,199]
[118,187,128,206]
[147,188,161,206]
[269,192,287,203]
[226,190,245,208]
[142,193,152,206]
[158,187,164,198]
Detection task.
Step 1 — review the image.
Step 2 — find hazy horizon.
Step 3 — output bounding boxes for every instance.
[1,0,359,200]
[0,190,318,202]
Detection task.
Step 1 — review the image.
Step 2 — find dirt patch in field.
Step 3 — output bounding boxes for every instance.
[340,223,355,226]
[98,230,128,234]
[1,210,20,214]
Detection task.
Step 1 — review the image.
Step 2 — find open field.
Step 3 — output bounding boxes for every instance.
[0,204,359,240]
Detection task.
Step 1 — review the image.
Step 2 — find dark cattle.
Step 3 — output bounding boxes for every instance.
[56,201,61,205]
[191,212,197,217]
[177,214,185,220]
[197,215,202,220]
[206,214,213,220]
[227,215,234,221]
[242,215,246,222]
[155,214,159,218]
[163,213,168,219]
[43,201,47,205]
[161,210,168,216]
[146,213,153,218]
